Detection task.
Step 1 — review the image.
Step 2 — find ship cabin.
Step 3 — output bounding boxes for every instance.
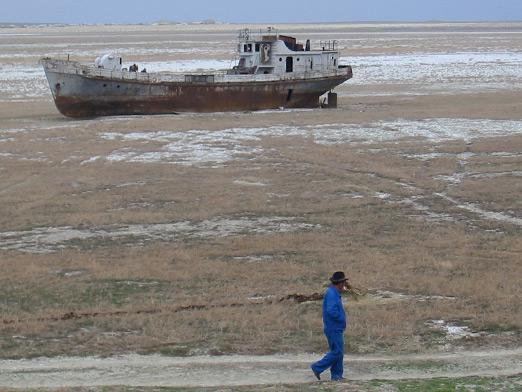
[229,28,341,76]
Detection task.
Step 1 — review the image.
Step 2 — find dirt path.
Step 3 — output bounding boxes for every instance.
[1,348,521,388]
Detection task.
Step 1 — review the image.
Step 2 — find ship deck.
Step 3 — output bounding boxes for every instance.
[41,58,352,85]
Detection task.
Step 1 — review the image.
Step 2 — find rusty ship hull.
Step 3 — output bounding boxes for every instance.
[42,60,352,118]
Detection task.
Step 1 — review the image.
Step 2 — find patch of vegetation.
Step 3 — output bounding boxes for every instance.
[0,278,172,312]
[78,279,171,307]
[64,235,146,251]
[480,323,520,335]
[0,281,63,312]
[9,375,522,391]
[419,329,448,348]
[380,360,449,372]
[369,375,522,392]
[157,345,192,357]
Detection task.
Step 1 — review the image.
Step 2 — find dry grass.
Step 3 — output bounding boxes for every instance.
[1,92,522,359]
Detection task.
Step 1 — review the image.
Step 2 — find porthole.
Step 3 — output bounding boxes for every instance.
[116,85,120,88]
[279,58,283,61]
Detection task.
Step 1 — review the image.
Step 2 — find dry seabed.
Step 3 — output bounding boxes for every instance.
[0,216,318,253]
[3,118,522,165]
[1,22,521,388]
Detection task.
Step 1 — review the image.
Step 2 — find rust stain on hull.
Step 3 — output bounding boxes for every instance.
[52,74,351,118]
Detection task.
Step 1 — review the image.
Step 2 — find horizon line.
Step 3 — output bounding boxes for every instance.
[2,19,522,26]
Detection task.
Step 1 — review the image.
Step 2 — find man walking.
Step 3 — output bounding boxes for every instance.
[311,271,348,381]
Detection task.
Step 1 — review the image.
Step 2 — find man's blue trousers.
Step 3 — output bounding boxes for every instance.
[311,329,344,380]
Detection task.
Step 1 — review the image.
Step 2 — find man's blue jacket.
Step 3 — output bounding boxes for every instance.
[322,285,346,331]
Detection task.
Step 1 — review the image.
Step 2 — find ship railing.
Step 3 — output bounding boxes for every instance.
[221,69,347,82]
[46,58,348,83]
[319,40,338,51]
[68,63,231,83]
[85,67,345,83]
[237,27,278,42]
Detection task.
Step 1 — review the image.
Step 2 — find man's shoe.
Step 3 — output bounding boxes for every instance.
[332,377,346,382]
[311,367,321,380]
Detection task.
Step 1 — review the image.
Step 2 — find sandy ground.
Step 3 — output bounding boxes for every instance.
[1,22,522,389]
[1,348,521,388]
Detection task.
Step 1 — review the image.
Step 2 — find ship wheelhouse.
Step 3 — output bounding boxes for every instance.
[230,28,342,76]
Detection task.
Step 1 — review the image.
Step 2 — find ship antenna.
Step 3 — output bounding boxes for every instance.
[239,28,250,41]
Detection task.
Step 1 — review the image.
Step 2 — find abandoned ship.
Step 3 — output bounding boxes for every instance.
[40,28,353,118]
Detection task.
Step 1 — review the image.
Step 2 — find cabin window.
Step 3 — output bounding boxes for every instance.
[255,43,260,52]
[310,59,313,69]
[334,59,337,66]
[244,44,252,52]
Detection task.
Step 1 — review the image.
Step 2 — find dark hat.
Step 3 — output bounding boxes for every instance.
[330,271,348,284]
